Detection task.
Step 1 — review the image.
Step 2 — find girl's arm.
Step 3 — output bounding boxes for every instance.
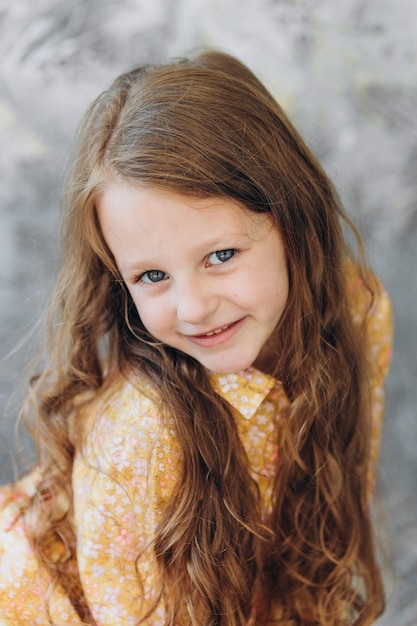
[347,270,393,497]
[364,279,393,496]
[72,377,181,625]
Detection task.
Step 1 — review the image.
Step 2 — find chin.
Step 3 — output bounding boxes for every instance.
[203,356,257,375]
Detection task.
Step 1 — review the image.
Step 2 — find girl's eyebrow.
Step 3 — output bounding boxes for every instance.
[191,232,248,250]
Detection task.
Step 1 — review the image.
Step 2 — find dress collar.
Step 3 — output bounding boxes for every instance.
[210,368,278,420]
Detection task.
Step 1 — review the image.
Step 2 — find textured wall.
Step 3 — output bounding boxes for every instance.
[0,1,416,623]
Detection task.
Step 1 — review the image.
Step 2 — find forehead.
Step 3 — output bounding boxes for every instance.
[97,183,272,243]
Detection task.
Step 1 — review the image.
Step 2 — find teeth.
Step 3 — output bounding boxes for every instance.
[205,325,229,336]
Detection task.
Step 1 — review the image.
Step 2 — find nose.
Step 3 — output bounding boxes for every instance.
[175,277,219,325]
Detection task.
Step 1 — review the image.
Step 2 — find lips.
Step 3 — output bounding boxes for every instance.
[186,318,245,347]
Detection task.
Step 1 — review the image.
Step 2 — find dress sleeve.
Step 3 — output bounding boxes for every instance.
[72,379,182,626]
[0,476,84,625]
[348,270,393,497]
[364,278,393,496]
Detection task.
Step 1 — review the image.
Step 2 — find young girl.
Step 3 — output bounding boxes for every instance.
[0,50,392,625]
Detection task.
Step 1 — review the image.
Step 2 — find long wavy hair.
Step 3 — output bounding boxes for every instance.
[20,50,384,625]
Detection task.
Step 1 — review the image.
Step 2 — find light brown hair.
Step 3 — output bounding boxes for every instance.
[22,50,384,624]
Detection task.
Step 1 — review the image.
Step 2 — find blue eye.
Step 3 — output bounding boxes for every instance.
[140,270,167,283]
[208,249,235,265]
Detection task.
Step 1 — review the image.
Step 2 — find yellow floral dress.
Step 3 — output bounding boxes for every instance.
[0,277,392,625]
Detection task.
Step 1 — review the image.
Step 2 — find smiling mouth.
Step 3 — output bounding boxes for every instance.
[186,319,244,346]
[197,323,233,337]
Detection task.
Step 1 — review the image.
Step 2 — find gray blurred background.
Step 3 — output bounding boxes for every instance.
[0,1,416,623]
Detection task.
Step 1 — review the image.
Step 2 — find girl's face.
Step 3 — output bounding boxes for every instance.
[97,184,289,374]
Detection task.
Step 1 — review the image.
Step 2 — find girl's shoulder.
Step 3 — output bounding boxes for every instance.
[346,261,393,376]
[72,371,164,452]
[72,371,182,511]
[346,262,390,321]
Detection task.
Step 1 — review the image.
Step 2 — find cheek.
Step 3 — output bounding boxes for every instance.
[253,271,288,321]
[131,294,171,337]
[246,272,285,305]
[271,281,289,323]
